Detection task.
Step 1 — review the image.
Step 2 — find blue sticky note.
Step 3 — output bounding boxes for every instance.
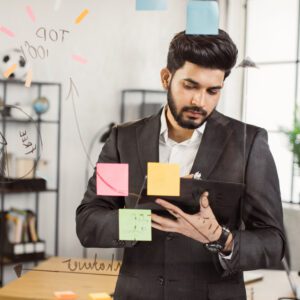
[186,1,219,35]
[136,0,167,11]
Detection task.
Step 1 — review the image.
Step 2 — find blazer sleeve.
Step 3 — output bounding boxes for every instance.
[216,128,286,276]
[76,126,135,248]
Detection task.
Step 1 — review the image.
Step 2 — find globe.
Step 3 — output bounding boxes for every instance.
[33,97,49,115]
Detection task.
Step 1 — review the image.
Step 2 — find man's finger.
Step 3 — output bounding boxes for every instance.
[182,174,194,179]
[151,222,176,233]
[156,199,183,215]
[151,213,177,228]
[199,191,210,208]
[166,209,180,219]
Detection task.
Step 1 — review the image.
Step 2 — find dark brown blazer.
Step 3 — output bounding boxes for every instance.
[76,110,285,300]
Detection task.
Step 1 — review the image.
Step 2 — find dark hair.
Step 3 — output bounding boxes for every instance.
[167,29,238,79]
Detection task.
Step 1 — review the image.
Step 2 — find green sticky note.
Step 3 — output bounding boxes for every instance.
[119,209,152,241]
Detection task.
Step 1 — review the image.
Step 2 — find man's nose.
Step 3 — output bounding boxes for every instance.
[191,92,205,107]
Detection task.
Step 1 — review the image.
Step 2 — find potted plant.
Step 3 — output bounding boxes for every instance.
[284,112,300,168]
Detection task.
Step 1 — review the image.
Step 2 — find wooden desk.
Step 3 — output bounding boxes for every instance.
[0,256,120,300]
[245,269,300,300]
[0,257,299,300]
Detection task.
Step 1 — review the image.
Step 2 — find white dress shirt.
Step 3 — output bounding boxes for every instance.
[159,108,206,176]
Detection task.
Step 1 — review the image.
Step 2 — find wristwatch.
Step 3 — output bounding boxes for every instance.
[204,226,231,253]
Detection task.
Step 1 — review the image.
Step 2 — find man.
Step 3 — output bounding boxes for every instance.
[76,30,285,300]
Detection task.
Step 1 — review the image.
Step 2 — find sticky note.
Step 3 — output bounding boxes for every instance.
[96,163,128,196]
[136,0,167,11]
[88,293,112,300]
[119,209,152,241]
[186,1,219,35]
[3,64,17,78]
[147,162,180,196]
[75,9,89,24]
[54,291,77,299]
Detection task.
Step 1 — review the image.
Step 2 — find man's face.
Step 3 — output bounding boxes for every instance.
[164,62,225,129]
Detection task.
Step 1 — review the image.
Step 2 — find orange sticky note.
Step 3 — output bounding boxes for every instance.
[88,293,112,300]
[3,64,17,78]
[54,291,77,299]
[75,9,89,24]
[96,163,129,196]
[147,162,180,196]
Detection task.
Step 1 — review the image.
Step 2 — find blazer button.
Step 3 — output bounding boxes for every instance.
[158,276,165,286]
[119,240,126,246]
[166,233,174,241]
[112,239,125,246]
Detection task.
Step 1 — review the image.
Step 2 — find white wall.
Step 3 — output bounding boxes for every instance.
[0,0,244,264]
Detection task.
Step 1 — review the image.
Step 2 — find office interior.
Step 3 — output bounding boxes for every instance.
[0,0,300,299]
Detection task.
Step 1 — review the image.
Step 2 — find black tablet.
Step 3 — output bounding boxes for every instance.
[137,178,245,229]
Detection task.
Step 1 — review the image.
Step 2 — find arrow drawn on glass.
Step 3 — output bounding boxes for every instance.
[66,77,79,101]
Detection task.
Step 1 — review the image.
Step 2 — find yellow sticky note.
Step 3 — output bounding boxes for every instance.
[147,162,180,196]
[54,291,77,299]
[88,293,112,300]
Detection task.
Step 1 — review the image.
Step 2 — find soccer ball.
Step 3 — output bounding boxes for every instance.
[0,48,30,80]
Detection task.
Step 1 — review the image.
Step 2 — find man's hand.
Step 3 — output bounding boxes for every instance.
[151,192,233,252]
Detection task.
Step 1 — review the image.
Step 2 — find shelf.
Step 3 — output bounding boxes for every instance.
[0,188,57,194]
[0,79,61,87]
[0,76,61,286]
[0,117,59,124]
[122,89,166,94]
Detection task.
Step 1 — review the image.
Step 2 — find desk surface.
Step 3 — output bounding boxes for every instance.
[0,257,119,300]
[0,256,299,300]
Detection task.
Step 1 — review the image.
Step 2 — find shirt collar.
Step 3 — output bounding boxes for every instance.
[160,106,206,143]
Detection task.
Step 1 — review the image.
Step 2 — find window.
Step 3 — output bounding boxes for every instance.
[245,0,300,203]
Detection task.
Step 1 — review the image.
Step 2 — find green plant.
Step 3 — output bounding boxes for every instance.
[284,116,300,168]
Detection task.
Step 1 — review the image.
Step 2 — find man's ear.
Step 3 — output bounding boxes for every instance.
[160,68,171,90]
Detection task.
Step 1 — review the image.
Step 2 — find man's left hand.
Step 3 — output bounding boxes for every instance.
[151,192,233,253]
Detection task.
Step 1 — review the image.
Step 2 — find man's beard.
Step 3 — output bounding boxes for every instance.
[167,88,209,129]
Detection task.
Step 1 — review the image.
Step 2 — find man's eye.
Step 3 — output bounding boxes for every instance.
[208,89,219,95]
[184,84,195,89]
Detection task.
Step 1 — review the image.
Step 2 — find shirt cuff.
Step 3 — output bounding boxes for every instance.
[218,239,235,270]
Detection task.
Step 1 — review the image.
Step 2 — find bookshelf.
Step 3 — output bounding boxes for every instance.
[0,79,62,286]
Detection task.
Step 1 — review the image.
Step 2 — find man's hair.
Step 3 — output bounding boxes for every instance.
[167,29,238,79]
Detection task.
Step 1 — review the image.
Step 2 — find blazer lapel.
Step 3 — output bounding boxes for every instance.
[191,110,233,179]
[136,110,161,176]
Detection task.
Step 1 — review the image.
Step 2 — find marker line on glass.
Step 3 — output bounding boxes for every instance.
[75,9,89,24]
[3,64,17,78]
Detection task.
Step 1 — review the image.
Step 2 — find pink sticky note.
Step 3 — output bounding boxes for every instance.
[96,163,128,196]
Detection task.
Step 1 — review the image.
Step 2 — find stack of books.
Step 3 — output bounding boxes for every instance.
[6,208,38,243]
[0,209,45,261]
